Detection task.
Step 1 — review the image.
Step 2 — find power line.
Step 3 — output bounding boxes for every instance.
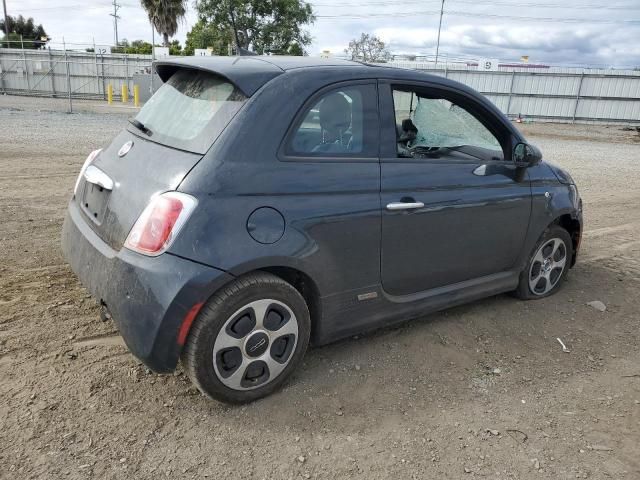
[315,10,640,23]
[451,10,640,22]
[311,0,640,9]
[17,2,119,12]
[451,0,640,9]
[16,4,94,12]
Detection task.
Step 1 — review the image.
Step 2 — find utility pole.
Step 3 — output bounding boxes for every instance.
[434,0,445,67]
[2,0,9,38]
[110,0,121,48]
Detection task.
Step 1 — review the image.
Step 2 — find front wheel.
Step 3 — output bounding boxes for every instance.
[181,272,310,404]
[514,226,573,299]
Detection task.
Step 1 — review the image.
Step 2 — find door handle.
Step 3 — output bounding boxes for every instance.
[386,201,424,211]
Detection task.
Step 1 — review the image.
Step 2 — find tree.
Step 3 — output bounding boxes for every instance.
[140,0,187,47]
[129,40,153,54]
[111,38,130,54]
[195,0,314,55]
[0,15,49,49]
[110,39,156,55]
[345,33,391,63]
[168,39,182,55]
[184,19,231,56]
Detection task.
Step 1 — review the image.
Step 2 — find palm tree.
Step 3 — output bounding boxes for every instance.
[140,0,187,47]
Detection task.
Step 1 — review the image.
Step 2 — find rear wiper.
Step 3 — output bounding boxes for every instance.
[129,119,153,136]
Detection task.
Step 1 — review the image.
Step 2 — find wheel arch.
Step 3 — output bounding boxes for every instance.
[551,213,581,267]
[258,266,322,343]
[207,258,324,345]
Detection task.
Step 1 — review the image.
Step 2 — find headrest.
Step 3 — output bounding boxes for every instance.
[319,93,351,134]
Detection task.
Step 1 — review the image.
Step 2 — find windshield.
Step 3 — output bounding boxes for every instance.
[132,69,246,154]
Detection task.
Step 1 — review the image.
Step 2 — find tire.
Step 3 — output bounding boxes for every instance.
[180,272,310,404]
[514,225,573,300]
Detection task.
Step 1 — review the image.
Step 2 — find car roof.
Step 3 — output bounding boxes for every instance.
[153,56,496,116]
[154,56,364,96]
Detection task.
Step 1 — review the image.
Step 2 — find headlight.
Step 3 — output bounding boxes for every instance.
[569,184,580,210]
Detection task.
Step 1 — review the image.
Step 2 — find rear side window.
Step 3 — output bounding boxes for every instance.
[286,83,378,158]
[132,69,246,154]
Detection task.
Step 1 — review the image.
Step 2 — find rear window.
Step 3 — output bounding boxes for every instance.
[131,69,246,154]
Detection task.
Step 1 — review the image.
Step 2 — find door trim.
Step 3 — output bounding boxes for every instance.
[381,270,519,304]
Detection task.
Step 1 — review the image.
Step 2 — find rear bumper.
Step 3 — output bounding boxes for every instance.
[61,200,234,372]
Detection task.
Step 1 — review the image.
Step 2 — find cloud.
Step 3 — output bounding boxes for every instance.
[369,23,639,66]
[12,0,640,67]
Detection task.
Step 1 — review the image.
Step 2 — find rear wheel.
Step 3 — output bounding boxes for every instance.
[514,226,572,299]
[181,272,310,404]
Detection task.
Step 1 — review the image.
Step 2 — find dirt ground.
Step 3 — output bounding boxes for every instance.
[1,95,639,479]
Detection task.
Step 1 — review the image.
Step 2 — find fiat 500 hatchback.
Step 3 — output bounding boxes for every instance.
[62,56,582,403]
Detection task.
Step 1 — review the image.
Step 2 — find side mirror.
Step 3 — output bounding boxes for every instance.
[514,142,542,167]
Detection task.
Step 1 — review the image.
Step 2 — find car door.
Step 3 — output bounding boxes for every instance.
[274,81,382,298]
[379,81,532,296]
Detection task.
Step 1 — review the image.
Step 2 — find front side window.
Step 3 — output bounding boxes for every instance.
[393,89,502,161]
[132,69,246,154]
[287,84,378,158]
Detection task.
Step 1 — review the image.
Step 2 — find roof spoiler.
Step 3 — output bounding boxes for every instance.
[153,57,283,97]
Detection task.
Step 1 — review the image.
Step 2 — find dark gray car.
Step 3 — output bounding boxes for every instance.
[62,56,583,403]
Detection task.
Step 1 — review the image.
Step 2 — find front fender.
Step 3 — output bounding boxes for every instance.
[519,166,581,271]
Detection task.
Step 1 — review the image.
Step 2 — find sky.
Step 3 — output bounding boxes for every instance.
[10,0,640,67]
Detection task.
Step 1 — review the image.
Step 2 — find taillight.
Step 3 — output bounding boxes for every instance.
[124,192,197,256]
[74,149,102,196]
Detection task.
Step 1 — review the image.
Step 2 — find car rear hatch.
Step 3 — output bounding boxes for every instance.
[73,66,256,250]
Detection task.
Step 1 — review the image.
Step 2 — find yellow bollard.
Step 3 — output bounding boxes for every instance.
[121,84,128,103]
[107,84,113,105]
[133,84,140,108]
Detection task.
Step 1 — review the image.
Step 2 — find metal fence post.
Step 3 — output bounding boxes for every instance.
[572,71,585,124]
[47,47,56,97]
[21,34,31,92]
[63,38,72,113]
[506,70,516,118]
[149,58,155,96]
[124,53,130,94]
[0,52,5,93]
[93,38,101,99]
[101,54,107,100]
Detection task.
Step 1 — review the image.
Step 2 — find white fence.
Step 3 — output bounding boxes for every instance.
[1,48,639,124]
[0,48,152,102]
[390,62,640,124]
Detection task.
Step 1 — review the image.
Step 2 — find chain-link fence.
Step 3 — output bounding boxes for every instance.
[0,47,154,112]
[388,61,640,124]
[2,46,640,123]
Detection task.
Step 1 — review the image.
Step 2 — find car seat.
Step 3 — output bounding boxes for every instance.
[313,93,352,153]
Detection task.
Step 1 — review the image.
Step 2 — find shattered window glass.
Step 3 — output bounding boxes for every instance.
[394,90,501,158]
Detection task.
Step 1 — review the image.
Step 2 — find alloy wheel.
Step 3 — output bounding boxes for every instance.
[212,299,299,390]
[528,238,567,296]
